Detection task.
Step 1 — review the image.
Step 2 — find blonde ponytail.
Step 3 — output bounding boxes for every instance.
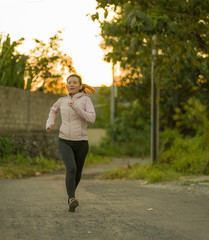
[81,84,96,94]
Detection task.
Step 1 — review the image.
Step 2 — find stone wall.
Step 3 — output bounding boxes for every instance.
[0,86,61,133]
[0,86,106,159]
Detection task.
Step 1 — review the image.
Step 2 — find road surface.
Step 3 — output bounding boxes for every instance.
[0,161,209,240]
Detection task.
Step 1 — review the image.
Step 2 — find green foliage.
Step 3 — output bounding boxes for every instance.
[84,152,113,167]
[0,136,14,158]
[0,154,65,179]
[103,124,209,182]
[90,86,150,157]
[96,99,150,157]
[0,136,113,178]
[0,35,27,88]
[89,86,111,128]
[174,98,208,136]
[26,30,75,93]
[160,135,209,175]
[110,101,150,141]
[201,121,209,149]
[103,133,209,182]
[98,125,150,158]
[0,31,75,93]
[92,0,209,129]
[0,151,113,178]
[99,137,149,158]
[159,128,182,162]
[103,162,180,183]
[159,103,209,174]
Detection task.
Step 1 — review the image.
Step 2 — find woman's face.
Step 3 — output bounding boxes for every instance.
[66,76,82,96]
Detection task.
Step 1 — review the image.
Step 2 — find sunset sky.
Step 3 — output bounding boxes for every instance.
[0,0,113,86]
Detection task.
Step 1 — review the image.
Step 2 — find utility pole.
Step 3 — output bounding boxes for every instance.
[151,35,159,163]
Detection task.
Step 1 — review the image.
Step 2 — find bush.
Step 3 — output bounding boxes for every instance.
[201,120,209,149]
[94,98,150,158]
[98,115,150,158]
[98,131,150,158]
[103,127,209,182]
[160,135,209,175]
[173,97,208,136]
[159,128,181,163]
[0,136,14,158]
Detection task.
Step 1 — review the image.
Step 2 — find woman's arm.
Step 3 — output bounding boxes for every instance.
[70,97,96,123]
[46,99,61,131]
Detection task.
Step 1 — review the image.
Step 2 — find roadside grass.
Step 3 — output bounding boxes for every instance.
[0,152,113,179]
[0,136,113,179]
[0,154,65,179]
[102,162,209,183]
[1,134,208,182]
[102,162,181,183]
[102,135,209,183]
[84,152,113,167]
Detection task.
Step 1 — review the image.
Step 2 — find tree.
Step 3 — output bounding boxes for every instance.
[89,86,111,128]
[0,34,27,89]
[0,31,76,93]
[91,0,209,128]
[26,30,75,93]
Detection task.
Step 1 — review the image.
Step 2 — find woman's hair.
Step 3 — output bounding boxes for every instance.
[67,74,96,94]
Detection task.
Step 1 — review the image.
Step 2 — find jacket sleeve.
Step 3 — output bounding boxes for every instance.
[71,97,96,123]
[46,98,61,130]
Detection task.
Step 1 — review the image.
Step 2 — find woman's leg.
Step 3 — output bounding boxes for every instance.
[74,141,89,189]
[58,138,76,199]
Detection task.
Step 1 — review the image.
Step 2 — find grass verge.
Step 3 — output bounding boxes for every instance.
[102,134,209,183]
[0,152,113,179]
[102,162,209,183]
[84,152,113,167]
[0,154,65,179]
[102,162,181,183]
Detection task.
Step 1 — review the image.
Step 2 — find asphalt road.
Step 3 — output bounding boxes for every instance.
[0,164,209,240]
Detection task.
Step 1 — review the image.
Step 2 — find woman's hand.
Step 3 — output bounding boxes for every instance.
[68,101,74,106]
[46,126,53,132]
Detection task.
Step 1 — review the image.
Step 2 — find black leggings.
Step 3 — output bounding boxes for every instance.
[58,138,89,199]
